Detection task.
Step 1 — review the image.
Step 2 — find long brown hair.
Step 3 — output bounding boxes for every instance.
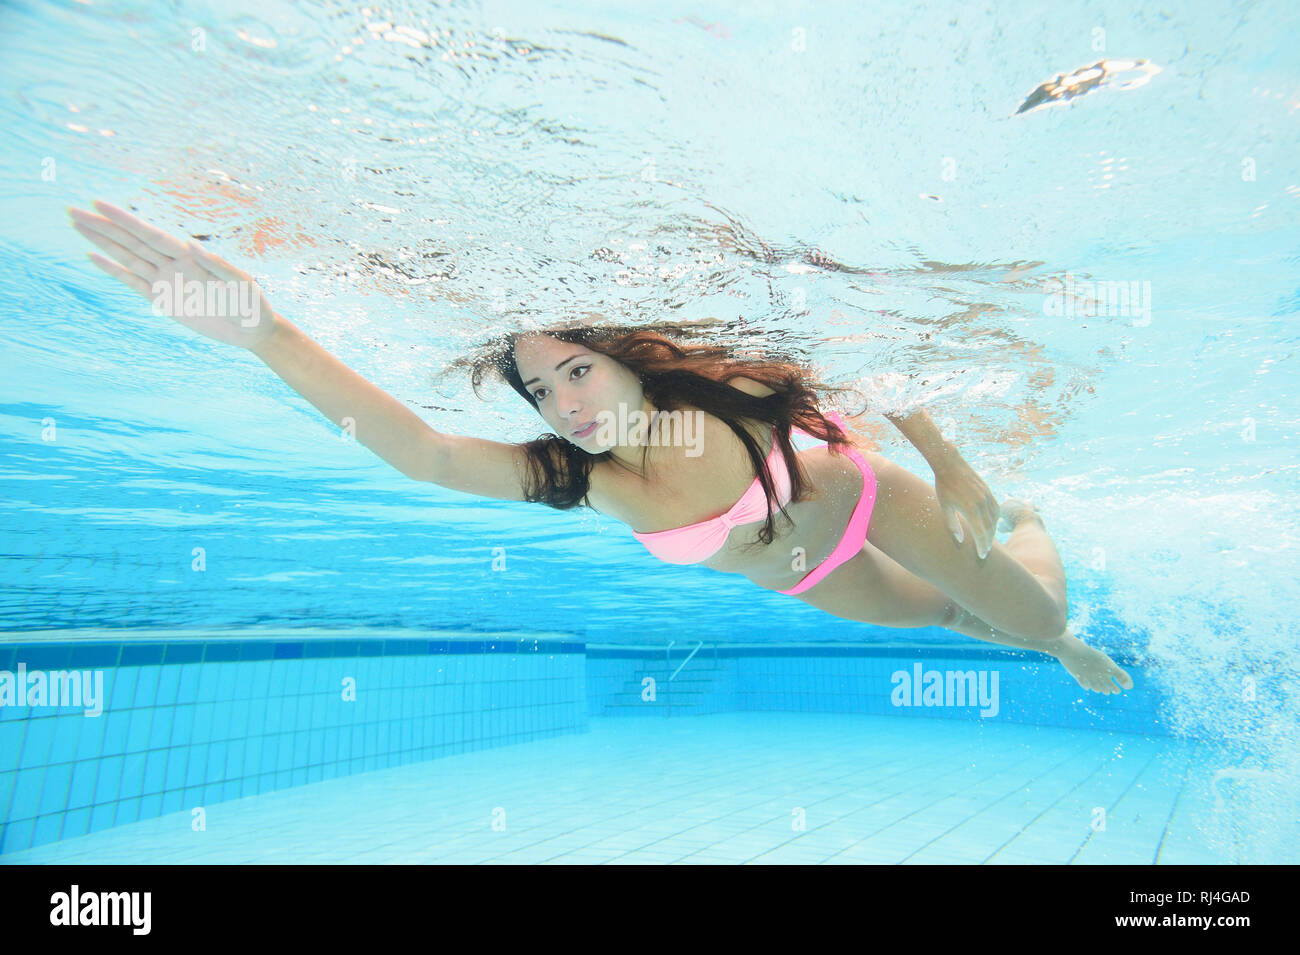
[449,321,860,548]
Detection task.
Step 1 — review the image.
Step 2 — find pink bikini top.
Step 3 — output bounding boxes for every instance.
[630,412,846,565]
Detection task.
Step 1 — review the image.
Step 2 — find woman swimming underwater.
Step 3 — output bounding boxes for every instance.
[68,199,1133,695]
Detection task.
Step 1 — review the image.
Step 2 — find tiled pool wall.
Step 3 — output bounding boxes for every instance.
[587,647,1163,735]
[0,636,586,855]
[1,636,1161,856]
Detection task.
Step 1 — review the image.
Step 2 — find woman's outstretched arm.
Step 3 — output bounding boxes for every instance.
[249,317,534,499]
[247,313,436,481]
[68,199,534,502]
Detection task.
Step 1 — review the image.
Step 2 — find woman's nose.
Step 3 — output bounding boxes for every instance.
[555,388,582,417]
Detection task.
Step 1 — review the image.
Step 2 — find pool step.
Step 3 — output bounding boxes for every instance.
[600,658,726,716]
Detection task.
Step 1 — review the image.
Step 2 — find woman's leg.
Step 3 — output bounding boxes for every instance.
[933,605,1133,694]
[794,537,1064,653]
[860,449,1069,646]
[998,502,1067,622]
[788,540,1132,693]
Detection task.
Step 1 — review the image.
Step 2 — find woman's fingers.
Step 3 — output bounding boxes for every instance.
[86,251,153,298]
[90,199,190,261]
[68,206,170,270]
[959,497,994,559]
[942,504,964,544]
[978,499,998,559]
[943,497,998,558]
[975,486,999,558]
[187,241,248,284]
[70,216,161,280]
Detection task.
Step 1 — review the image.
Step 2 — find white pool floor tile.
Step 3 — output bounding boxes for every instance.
[1,712,1253,864]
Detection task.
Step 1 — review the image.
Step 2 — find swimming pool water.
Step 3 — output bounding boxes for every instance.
[1,0,1298,864]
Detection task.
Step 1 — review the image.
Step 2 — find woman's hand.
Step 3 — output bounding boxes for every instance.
[68,199,281,351]
[932,455,1001,559]
[883,410,996,555]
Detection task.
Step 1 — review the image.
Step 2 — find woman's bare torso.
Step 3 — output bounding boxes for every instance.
[583,407,867,592]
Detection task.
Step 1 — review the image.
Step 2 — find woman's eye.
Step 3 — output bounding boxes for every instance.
[532,366,587,401]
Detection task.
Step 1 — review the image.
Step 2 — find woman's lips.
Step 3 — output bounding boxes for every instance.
[572,420,597,438]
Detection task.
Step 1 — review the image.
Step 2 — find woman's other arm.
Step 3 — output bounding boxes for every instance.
[882,408,955,471]
[884,409,1001,558]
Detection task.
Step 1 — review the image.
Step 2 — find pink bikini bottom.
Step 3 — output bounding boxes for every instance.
[778,413,878,596]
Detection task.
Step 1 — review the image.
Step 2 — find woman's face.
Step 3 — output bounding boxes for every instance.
[513,334,645,452]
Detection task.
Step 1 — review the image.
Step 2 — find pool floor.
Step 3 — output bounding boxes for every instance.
[1,712,1242,864]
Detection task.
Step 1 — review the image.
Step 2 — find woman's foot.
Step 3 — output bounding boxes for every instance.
[998,497,1043,533]
[1050,629,1135,695]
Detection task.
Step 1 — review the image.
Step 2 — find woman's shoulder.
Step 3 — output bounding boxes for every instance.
[724,375,778,398]
[583,454,647,523]
[584,403,769,523]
